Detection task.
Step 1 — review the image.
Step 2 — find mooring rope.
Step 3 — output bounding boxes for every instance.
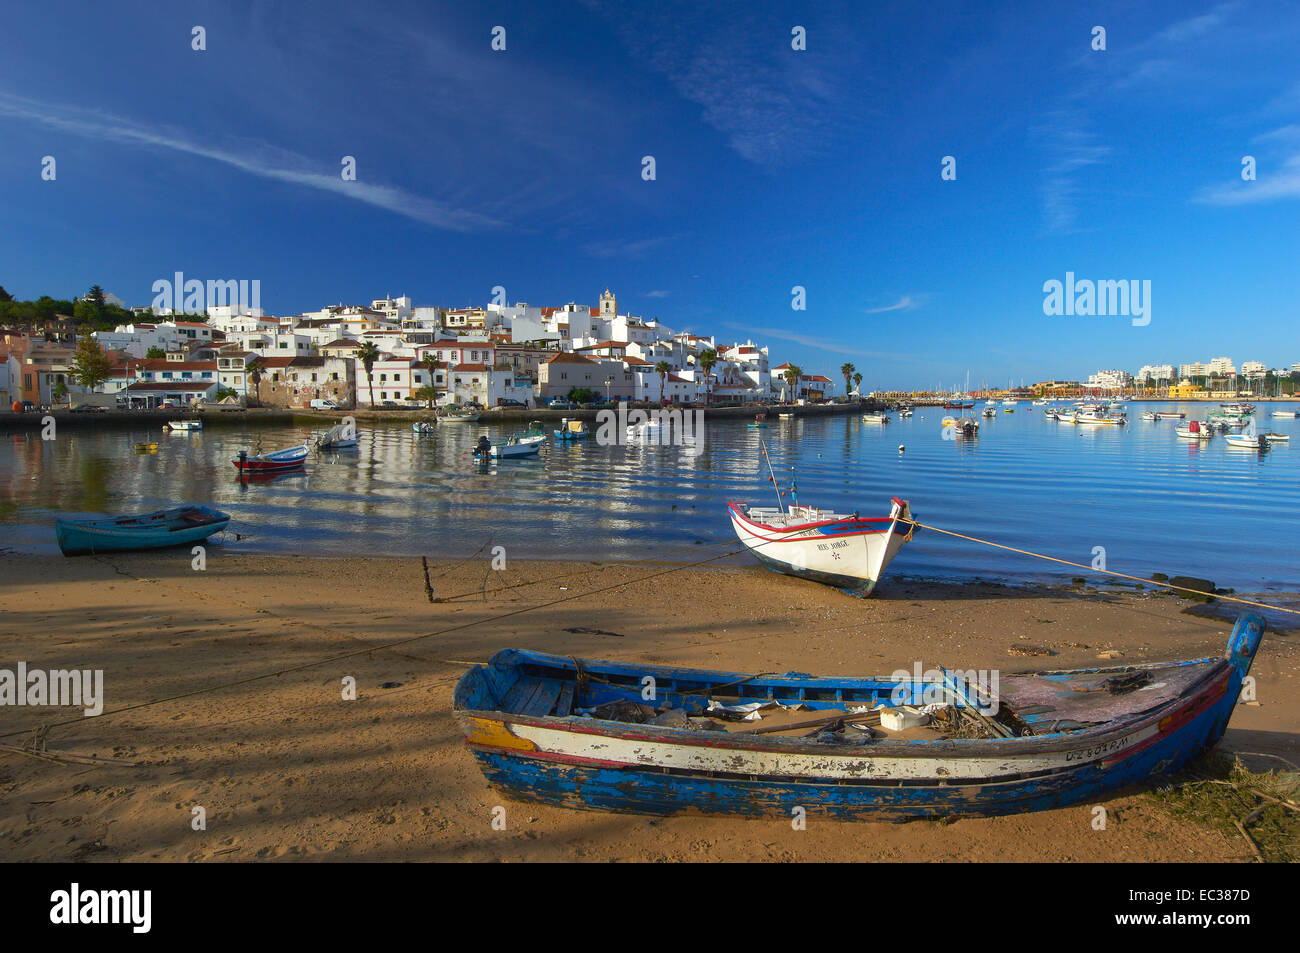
[898,518,1300,616]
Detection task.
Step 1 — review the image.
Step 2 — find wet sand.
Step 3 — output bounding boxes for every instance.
[1,551,1296,862]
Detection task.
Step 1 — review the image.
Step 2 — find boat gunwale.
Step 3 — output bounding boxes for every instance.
[726,500,898,536]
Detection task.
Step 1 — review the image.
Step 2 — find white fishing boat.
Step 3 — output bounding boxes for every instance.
[1225,433,1268,450]
[942,415,979,437]
[1140,411,1158,421]
[981,407,996,418]
[1155,412,1185,420]
[1001,399,1017,406]
[1176,420,1212,440]
[413,420,437,435]
[1219,402,1255,417]
[164,419,203,432]
[490,435,542,458]
[1074,410,1127,426]
[1271,410,1297,418]
[1264,432,1289,443]
[1031,398,1048,406]
[315,421,358,449]
[861,412,889,424]
[440,406,480,423]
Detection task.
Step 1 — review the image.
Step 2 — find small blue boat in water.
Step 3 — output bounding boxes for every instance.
[56,505,231,556]
[454,615,1264,820]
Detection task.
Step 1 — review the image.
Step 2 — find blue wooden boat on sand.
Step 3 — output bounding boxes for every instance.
[454,615,1264,820]
[56,505,231,556]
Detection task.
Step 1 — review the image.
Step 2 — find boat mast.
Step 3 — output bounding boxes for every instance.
[759,439,785,512]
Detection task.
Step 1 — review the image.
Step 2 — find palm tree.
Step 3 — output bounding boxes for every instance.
[853,372,863,398]
[654,360,671,404]
[783,364,802,401]
[841,362,856,398]
[421,353,443,406]
[698,349,717,405]
[357,342,380,407]
[248,363,264,406]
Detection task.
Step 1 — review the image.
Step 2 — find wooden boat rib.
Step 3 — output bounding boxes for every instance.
[453,615,1264,820]
[56,505,231,556]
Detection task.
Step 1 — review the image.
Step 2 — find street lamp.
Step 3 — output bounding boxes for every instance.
[604,378,613,403]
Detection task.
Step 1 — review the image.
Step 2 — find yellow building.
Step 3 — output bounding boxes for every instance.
[1169,383,1208,399]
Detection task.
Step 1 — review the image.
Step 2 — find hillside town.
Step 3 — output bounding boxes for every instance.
[0,288,849,411]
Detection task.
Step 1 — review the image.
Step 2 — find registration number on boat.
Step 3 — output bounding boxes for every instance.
[815,541,849,551]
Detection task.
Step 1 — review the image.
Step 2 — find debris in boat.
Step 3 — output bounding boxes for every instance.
[564,626,624,637]
[1097,649,1124,659]
[578,700,656,723]
[879,706,930,730]
[706,699,792,721]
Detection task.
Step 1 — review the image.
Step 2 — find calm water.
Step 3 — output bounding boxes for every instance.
[2,403,1298,591]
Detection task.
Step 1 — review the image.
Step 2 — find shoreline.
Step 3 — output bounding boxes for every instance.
[2,551,1296,862]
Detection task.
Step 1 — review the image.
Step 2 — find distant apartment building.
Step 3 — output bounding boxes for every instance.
[1240,360,1266,377]
[1087,369,1134,390]
[1136,364,1175,383]
[1207,356,1236,376]
[1179,362,1208,379]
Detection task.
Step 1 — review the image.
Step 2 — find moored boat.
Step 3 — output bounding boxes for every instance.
[554,418,589,441]
[1225,433,1268,450]
[165,419,202,431]
[1176,420,1212,440]
[56,505,231,556]
[727,494,914,597]
[413,420,437,434]
[1155,412,1186,420]
[1264,432,1289,443]
[439,406,480,423]
[1270,410,1297,418]
[453,615,1265,821]
[315,421,358,449]
[861,412,888,424]
[233,443,310,472]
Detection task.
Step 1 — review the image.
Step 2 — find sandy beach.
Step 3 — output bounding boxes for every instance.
[1,550,1296,862]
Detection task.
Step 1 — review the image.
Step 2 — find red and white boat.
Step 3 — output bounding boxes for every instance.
[727,498,914,596]
[232,442,310,472]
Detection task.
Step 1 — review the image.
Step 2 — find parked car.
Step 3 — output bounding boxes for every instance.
[20,400,37,413]
[495,398,525,408]
[309,398,340,410]
[549,399,576,410]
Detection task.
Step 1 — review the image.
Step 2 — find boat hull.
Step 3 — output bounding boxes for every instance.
[454,617,1263,820]
[727,500,912,596]
[56,506,231,556]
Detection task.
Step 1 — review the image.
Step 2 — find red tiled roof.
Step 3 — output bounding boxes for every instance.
[322,338,360,348]
[545,352,597,365]
[451,363,489,372]
[576,341,628,351]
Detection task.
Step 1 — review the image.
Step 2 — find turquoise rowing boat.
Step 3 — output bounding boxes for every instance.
[56,505,231,556]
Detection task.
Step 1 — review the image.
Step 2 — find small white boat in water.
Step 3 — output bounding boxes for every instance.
[1271,411,1297,418]
[315,421,358,449]
[165,419,202,431]
[440,406,480,423]
[1176,420,1212,440]
[1225,433,1268,450]
[861,412,889,424]
[413,420,436,434]
[1156,412,1186,420]
[1140,412,1158,421]
[1264,432,1289,443]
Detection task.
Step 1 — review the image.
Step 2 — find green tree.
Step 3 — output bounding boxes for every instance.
[853,372,863,397]
[698,348,717,405]
[413,385,439,410]
[357,342,380,406]
[249,363,264,406]
[841,362,856,397]
[145,346,166,359]
[87,285,106,311]
[71,337,112,392]
[782,365,802,401]
[421,353,443,404]
[654,360,671,403]
[0,285,12,303]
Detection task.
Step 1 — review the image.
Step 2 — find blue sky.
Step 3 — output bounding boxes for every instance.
[1,0,1297,389]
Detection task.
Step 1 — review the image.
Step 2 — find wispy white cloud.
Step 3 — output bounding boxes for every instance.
[1194,153,1300,205]
[0,91,503,232]
[644,289,671,298]
[582,1,869,167]
[582,235,678,260]
[863,295,921,314]
[733,323,909,360]
[1035,117,1111,234]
